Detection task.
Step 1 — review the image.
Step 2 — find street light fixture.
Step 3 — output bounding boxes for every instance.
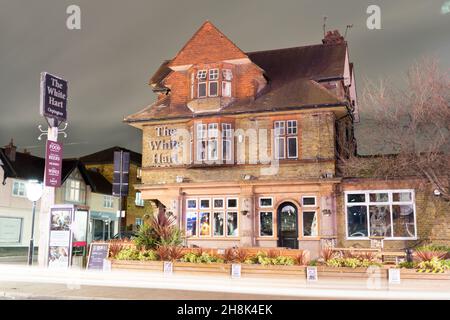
[26,180,43,266]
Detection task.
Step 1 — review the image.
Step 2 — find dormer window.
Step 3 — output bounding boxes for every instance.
[193,68,232,99]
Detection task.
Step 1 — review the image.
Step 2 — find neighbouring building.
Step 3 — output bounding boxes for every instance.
[80,146,151,232]
[122,21,448,256]
[0,141,121,254]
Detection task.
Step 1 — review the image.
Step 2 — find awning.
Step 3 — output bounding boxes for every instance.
[89,211,118,222]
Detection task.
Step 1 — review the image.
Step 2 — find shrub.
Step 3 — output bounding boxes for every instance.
[115,247,140,260]
[138,250,158,261]
[156,245,171,261]
[181,251,224,264]
[326,257,382,269]
[417,257,449,273]
[399,261,416,269]
[415,247,447,262]
[355,251,378,262]
[294,251,309,266]
[320,248,336,262]
[108,239,133,258]
[234,248,249,263]
[221,248,236,263]
[134,223,158,250]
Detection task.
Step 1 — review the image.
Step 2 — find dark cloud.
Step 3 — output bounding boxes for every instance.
[0,0,449,157]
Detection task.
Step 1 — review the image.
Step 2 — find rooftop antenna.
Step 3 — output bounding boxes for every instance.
[323,16,328,37]
[344,24,353,39]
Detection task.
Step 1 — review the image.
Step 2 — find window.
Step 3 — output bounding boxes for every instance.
[196,122,233,163]
[213,198,224,209]
[186,199,197,210]
[213,212,225,236]
[103,195,114,209]
[302,211,318,236]
[195,68,232,98]
[12,181,26,197]
[227,212,238,236]
[345,190,416,239]
[259,197,273,208]
[302,196,316,207]
[136,167,142,180]
[274,120,298,159]
[222,123,232,161]
[222,81,231,97]
[186,197,238,238]
[135,192,144,207]
[209,69,219,80]
[65,178,85,203]
[259,212,273,236]
[135,218,143,228]
[227,198,238,209]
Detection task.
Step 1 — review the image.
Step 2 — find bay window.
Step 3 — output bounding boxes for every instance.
[195,122,233,163]
[193,68,233,98]
[186,197,238,238]
[345,190,416,239]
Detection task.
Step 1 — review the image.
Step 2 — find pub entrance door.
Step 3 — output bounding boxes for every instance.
[277,202,299,249]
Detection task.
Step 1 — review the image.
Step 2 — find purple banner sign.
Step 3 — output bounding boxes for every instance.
[45,140,63,187]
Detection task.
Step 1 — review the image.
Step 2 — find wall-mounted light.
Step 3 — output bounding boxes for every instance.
[322,209,332,216]
[434,189,441,196]
[176,176,184,183]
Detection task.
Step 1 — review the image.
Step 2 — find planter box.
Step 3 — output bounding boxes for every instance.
[241,264,306,278]
[173,262,230,276]
[317,266,385,279]
[399,269,450,280]
[111,259,163,272]
[109,260,450,281]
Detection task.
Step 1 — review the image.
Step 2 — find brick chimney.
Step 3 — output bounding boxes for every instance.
[3,139,17,162]
[322,30,345,45]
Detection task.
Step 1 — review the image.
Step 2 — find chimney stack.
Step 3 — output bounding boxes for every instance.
[322,30,345,45]
[4,139,17,162]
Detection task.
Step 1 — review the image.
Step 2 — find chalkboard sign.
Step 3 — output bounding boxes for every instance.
[87,243,109,270]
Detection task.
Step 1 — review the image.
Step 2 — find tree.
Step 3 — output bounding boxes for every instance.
[339,59,450,200]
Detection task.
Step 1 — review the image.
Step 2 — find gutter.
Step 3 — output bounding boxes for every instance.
[124,102,351,124]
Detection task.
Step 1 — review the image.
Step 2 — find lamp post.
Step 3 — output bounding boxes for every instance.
[26,180,43,266]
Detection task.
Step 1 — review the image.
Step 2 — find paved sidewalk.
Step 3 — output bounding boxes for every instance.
[0,264,448,300]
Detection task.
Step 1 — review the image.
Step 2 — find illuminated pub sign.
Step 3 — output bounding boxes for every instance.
[40,72,68,122]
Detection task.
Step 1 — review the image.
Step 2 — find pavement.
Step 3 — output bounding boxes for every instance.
[0,264,449,300]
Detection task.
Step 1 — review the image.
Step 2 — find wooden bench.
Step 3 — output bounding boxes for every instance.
[380,251,407,264]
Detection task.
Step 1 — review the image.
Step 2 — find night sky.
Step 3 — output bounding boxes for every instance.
[1,0,449,157]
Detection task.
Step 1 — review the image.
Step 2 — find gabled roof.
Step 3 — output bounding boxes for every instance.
[79,146,142,165]
[169,21,248,67]
[0,148,45,183]
[84,169,113,195]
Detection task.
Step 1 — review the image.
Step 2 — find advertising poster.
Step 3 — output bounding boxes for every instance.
[72,210,88,247]
[48,207,73,268]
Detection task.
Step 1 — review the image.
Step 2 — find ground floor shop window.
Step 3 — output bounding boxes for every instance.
[302,211,318,236]
[186,197,238,238]
[345,190,416,239]
[259,211,273,236]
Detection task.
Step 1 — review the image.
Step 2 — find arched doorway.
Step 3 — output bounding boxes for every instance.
[277,202,299,249]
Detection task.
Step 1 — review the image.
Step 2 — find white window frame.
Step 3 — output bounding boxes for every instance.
[12,180,26,198]
[185,197,239,238]
[186,198,197,210]
[135,191,144,207]
[287,136,298,159]
[199,198,210,210]
[197,70,207,80]
[197,81,207,98]
[302,196,317,207]
[222,69,233,81]
[103,195,114,209]
[65,178,85,203]
[226,197,238,209]
[302,210,318,237]
[274,120,298,159]
[213,198,225,209]
[344,189,417,240]
[208,81,219,97]
[209,68,219,80]
[259,211,274,237]
[259,197,273,208]
[222,81,231,97]
[222,123,233,162]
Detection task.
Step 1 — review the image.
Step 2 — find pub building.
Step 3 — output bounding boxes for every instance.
[125,22,447,257]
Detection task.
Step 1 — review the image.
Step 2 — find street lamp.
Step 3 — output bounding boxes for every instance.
[26,180,43,266]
